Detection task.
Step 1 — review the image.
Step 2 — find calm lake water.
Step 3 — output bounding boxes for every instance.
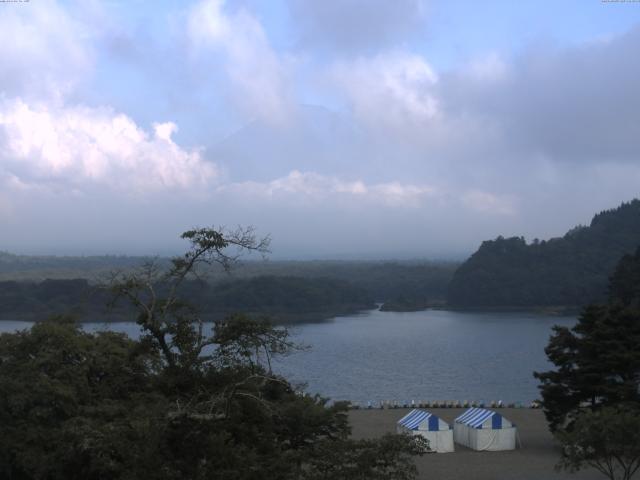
[0,309,575,405]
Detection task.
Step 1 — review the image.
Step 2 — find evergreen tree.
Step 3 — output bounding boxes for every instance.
[535,246,640,479]
[534,304,640,430]
[609,246,640,308]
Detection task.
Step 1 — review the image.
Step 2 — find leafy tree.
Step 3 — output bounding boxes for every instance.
[0,315,160,480]
[303,434,429,480]
[0,227,428,480]
[106,226,272,371]
[556,406,640,480]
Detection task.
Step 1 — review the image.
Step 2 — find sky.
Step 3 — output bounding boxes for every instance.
[1,0,640,259]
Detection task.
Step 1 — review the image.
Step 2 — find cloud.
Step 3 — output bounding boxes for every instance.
[0,99,217,193]
[287,0,426,54]
[467,53,510,83]
[0,0,94,100]
[0,1,218,196]
[0,191,11,219]
[1,0,639,258]
[219,170,438,207]
[321,24,640,202]
[217,169,515,215]
[441,26,640,164]
[187,0,293,124]
[330,51,439,131]
[461,191,516,216]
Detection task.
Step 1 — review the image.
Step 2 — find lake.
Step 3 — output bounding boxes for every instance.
[0,309,574,405]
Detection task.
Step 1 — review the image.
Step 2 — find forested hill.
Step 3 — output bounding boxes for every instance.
[447,199,640,308]
[0,256,457,313]
[0,276,375,324]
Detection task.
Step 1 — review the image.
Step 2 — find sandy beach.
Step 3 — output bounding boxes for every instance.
[349,408,604,480]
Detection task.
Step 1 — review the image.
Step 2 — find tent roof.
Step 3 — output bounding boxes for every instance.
[455,408,504,429]
[397,409,443,430]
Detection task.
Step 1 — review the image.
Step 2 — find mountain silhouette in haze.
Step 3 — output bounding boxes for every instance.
[211,105,366,182]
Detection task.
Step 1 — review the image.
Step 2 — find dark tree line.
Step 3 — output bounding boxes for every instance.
[0,251,458,311]
[0,276,375,323]
[0,260,458,320]
[448,199,640,308]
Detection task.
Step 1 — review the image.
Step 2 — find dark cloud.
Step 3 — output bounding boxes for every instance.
[440,26,640,164]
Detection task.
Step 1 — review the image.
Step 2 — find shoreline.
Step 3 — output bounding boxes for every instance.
[349,408,602,480]
[388,305,581,316]
[0,304,581,324]
[0,306,374,325]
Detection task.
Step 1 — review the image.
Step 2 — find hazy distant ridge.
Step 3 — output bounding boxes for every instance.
[0,258,458,322]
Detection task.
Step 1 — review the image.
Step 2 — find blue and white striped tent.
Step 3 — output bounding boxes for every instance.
[453,408,516,451]
[396,409,454,453]
[455,407,510,429]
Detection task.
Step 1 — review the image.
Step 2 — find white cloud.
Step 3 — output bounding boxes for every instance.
[219,170,437,207]
[371,182,436,207]
[187,0,293,124]
[0,99,217,193]
[331,51,439,130]
[0,2,217,196]
[0,0,93,100]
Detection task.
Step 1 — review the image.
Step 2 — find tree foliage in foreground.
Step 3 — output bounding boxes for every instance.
[534,304,640,431]
[556,406,640,480]
[0,227,427,480]
[534,247,640,431]
[535,247,640,479]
